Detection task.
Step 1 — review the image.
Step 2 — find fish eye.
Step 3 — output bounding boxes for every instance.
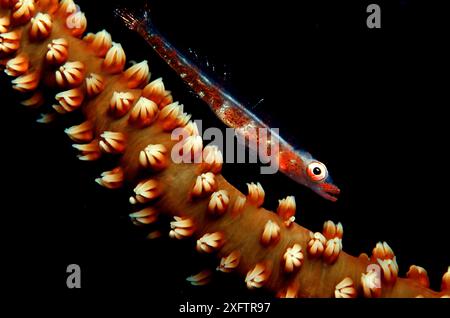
[306,161,328,182]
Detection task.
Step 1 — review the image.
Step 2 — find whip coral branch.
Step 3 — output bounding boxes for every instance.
[1,1,449,298]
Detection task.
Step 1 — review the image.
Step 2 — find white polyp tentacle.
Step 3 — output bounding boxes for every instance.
[307,232,326,257]
[72,140,101,161]
[158,101,183,131]
[0,30,21,55]
[406,265,430,288]
[442,266,450,292]
[202,145,223,173]
[371,241,395,262]
[11,70,39,92]
[323,237,342,264]
[124,60,150,88]
[110,91,135,117]
[66,11,86,37]
[85,73,105,97]
[142,77,168,107]
[65,120,93,143]
[371,241,398,284]
[335,277,357,298]
[59,0,77,15]
[103,42,126,74]
[231,196,246,217]
[245,262,271,289]
[5,53,29,77]
[184,121,200,137]
[321,220,343,264]
[129,96,158,127]
[55,61,85,87]
[12,0,35,24]
[99,131,126,154]
[46,38,69,65]
[84,29,112,57]
[377,257,399,284]
[0,15,10,33]
[196,232,225,253]
[277,195,296,227]
[207,190,229,216]
[186,270,212,286]
[323,220,343,240]
[175,112,191,128]
[129,178,161,204]
[181,135,203,161]
[129,207,158,226]
[159,91,173,109]
[36,112,56,124]
[29,12,52,40]
[261,220,280,246]
[283,243,303,273]
[192,172,217,197]
[217,251,240,273]
[139,144,168,171]
[246,182,265,207]
[95,167,124,189]
[169,216,195,239]
[53,87,84,113]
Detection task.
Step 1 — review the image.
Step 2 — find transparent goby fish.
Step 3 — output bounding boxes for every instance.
[114,5,340,201]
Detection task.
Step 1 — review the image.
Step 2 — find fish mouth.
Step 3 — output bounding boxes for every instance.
[317,183,341,202]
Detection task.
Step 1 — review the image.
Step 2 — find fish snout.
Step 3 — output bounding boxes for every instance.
[316,183,341,202]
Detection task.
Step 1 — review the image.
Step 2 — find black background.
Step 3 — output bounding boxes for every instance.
[2,0,449,311]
